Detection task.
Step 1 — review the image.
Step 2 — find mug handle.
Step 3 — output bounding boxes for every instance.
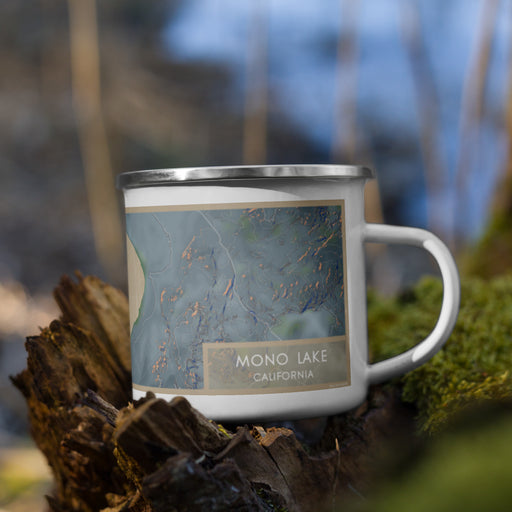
[363,223,460,384]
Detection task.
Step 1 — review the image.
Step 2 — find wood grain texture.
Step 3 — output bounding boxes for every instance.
[12,273,414,511]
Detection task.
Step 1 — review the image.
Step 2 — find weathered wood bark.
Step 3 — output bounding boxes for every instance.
[12,273,415,512]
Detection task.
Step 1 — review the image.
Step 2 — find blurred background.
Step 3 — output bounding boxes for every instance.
[1,0,512,509]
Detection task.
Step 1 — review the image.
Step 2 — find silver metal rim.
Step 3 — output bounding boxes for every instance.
[116,164,374,189]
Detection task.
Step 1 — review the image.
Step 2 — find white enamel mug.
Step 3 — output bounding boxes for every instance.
[117,165,460,421]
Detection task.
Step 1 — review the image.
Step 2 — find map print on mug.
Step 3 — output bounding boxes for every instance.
[126,200,350,395]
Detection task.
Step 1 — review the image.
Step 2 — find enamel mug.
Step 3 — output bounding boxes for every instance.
[117,165,460,421]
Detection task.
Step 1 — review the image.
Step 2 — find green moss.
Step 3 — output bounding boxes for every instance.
[212,422,233,438]
[352,408,512,512]
[0,447,52,507]
[368,275,512,434]
[463,209,512,278]
[255,487,288,512]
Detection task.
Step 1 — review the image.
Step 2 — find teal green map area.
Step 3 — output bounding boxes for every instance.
[126,202,346,390]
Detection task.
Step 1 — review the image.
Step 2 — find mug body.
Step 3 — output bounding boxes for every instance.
[118,165,373,421]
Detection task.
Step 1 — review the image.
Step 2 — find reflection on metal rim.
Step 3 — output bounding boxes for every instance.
[116,164,375,189]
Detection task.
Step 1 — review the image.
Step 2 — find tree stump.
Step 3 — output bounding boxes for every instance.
[11,274,415,512]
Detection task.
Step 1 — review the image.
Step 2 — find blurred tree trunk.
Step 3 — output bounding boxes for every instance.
[68,0,124,285]
[243,0,268,165]
[332,0,359,165]
[400,0,448,241]
[463,43,512,278]
[454,0,500,250]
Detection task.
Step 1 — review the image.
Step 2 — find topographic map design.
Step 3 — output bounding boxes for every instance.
[126,201,347,391]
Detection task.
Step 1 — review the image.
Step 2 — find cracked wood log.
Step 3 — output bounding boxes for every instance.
[11,273,415,512]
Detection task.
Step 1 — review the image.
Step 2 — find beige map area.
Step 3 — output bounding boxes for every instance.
[126,235,145,332]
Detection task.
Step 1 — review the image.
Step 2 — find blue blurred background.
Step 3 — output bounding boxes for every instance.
[1,0,511,507]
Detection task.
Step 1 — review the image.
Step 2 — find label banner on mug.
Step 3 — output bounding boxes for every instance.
[126,200,350,394]
[203,336,349,393]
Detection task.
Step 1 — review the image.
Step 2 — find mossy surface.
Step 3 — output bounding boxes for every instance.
[367,274,512,433]
[0,445,52,508]
[350,406,512,512]
[463,192,512,279]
